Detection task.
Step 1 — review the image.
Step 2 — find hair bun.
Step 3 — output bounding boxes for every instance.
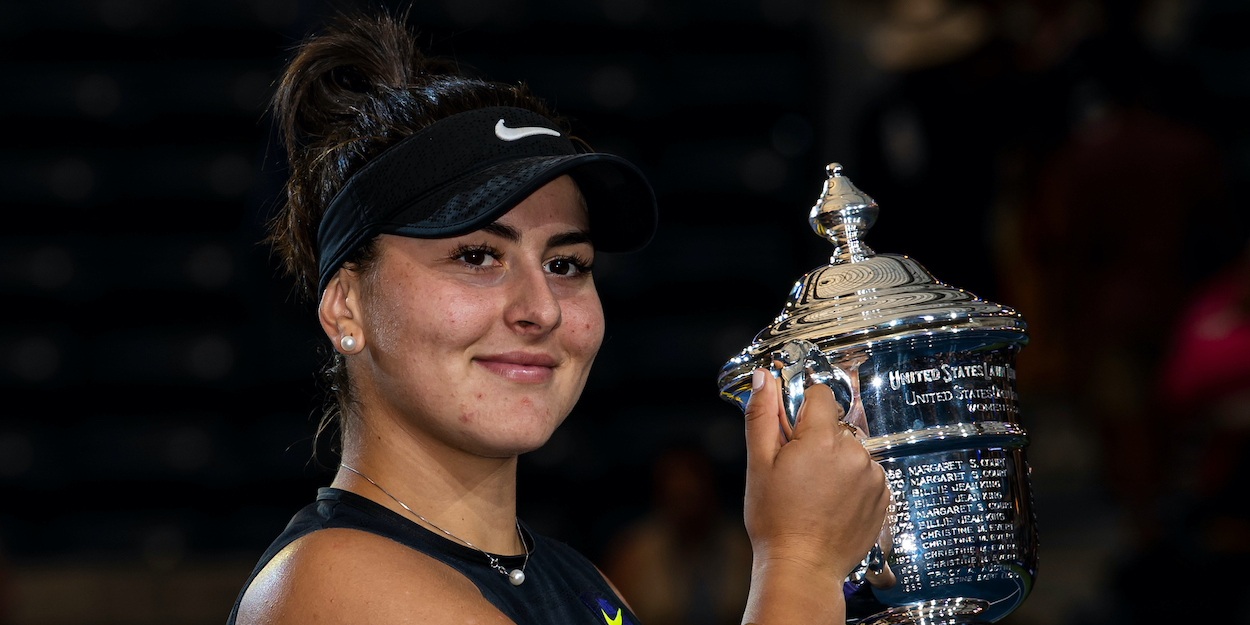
[273,12,458,148]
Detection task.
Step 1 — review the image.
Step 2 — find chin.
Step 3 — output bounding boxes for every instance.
[461,406,567,458]
[468,430,558,459]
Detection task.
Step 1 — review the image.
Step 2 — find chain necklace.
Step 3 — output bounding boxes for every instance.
[340,463,530,586]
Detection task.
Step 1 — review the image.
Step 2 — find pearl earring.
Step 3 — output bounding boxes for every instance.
[340,335,356,352]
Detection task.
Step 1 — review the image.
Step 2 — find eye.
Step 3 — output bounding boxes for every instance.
[461,249,493,265]
[451,245,502,268]
[545,255,592,277]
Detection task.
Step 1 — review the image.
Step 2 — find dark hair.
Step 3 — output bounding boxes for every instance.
[266,10,569,456]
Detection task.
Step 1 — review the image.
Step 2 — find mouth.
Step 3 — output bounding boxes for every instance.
[473,351,559,383]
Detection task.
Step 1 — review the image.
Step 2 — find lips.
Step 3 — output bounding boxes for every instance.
[473,351,558,383]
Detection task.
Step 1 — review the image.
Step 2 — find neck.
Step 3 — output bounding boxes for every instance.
[332,410,523,555]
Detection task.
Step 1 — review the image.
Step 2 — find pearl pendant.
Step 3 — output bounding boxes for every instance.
[508,569,525,586]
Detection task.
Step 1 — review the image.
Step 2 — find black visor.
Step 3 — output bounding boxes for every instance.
[316,106,657,293]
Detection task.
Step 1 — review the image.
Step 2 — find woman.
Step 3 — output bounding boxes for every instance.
[230,13,889,625]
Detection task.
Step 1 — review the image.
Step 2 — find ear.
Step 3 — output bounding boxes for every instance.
[319,268,365,354]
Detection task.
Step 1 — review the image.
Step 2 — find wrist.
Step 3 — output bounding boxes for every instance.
[751,538,860,582]
[744,555,847,625]
[751,551,845,588]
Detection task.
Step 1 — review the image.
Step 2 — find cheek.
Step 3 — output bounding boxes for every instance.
[416,290,494,349]
[365,273,496,369]
[563,296,605,360]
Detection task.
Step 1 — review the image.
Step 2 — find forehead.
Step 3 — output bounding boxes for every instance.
[491,175,590,233]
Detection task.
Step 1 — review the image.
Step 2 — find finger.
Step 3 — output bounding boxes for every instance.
[744,369,784,465]
[766,358,794,442]
[778,387,795,442]
[775,370,791,442]
[789,382,843,441]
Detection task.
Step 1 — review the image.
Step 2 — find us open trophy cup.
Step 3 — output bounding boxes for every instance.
[718,164,1038,624]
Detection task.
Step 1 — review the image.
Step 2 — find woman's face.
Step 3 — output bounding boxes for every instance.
[333,175,604,459]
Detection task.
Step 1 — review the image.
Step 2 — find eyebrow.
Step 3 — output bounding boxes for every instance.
[481,222,594,249]
[481,222,521,242]
[547,230,593,249]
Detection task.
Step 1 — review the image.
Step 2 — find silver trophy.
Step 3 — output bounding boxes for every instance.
[719,164,1037,624]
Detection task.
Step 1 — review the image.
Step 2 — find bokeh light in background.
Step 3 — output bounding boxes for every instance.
[1,0,1247,623]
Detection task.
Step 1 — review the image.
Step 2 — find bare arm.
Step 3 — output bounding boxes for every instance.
[237,529,513,625]
[740,369,891,625]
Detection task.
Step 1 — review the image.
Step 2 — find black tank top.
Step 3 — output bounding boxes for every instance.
[227,488,641,625]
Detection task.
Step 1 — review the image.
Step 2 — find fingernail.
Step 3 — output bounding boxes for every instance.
[752,369,766,391]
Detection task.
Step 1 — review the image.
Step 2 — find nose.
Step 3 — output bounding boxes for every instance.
[503,263,561,335]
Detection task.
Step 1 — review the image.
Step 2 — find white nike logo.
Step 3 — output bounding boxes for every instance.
[495,119,561,141]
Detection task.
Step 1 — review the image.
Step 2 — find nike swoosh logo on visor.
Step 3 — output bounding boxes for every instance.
[495,119,561,141]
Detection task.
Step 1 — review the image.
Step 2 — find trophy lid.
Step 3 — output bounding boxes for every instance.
[718,163,1027,406]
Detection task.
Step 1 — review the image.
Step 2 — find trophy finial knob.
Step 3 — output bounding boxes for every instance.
[810,163,878,263]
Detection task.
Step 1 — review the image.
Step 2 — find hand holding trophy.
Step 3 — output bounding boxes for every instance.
[721,164,1038,624]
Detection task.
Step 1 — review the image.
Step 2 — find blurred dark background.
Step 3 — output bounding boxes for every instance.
[2,0,1249,623]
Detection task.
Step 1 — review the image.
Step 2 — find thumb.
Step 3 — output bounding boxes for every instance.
[743,369,784,466]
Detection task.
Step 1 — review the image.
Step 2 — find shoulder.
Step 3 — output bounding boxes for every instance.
[236,528,512,625]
